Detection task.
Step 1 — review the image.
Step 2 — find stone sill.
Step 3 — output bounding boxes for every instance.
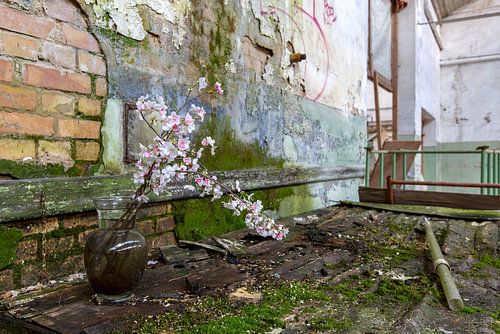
[0,166,363,223]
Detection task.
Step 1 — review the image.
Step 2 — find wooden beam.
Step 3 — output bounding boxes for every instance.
[373,72,382,150]
[391,1,399,140]
[0,166,364,223]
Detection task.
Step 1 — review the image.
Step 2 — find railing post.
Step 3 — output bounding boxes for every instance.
[392,152,397,189]
[365,144,372,187]
[478,146,489,195]
[487,152,492,195]
[403,153,407,180]
[497,153,500,196]
[491,152,498,195]
[379,153,385,188]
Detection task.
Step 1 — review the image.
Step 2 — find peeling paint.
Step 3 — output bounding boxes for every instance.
[85,0,191,48]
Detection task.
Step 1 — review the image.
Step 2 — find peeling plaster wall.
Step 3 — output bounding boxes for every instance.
[434,0,500,190]
[82,0,367,213]
[440,0,500,144]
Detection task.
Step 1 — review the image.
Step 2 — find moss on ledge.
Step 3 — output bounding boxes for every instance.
[0,160,82,179]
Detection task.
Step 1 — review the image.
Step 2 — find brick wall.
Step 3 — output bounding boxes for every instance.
[0,203,176,292]
[0,1,107,174]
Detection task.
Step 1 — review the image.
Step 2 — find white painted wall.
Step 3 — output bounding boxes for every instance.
[397,0,441,145]
[439,0,500,143]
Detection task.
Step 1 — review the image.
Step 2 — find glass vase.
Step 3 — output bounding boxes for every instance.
[84,196,148,303]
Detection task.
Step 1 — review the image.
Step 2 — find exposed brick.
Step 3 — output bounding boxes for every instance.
[0,31,39,60]
[24,64,91,94]
[78,97,101,116]
[138,203,167,219]
[156,216,175,233]
[137,219,155,236]
[63,213,98,229]
[0,58,13,82]
[41,92,74,115]
[44,0,80,25]
[95,77,107,96]
[58,118,100,139]
[16,239,38,263]
[41,41,76,69]
[0,7,56,40]
[46,255,84,278]
[0,111,54,136]
[20,264,45,287]
[0,138,35,160]
[23,217,59,236]
[62,24,100,52]
[148,232,177,250]
[0,84,37,110]
[44,236,73,256]
[78,50,106,75]
[38,140,73,167]
[0,270,14,291]
[75,140,100,161]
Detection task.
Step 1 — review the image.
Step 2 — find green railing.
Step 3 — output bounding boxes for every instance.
[364,145,500,195]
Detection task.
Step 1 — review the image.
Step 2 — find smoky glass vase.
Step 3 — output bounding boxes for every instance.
[84,196,148,303]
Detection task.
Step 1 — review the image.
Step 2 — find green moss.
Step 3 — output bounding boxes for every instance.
[0,159,83,179]
[462,306,482,314]
[114,282,332,334]
[473,254,500,270]
[0,226,23,270]
[308,317,352,331]
[190,0,235,84]
[174,184,302,241]
[195,115,284,171]
[174,196,246,241]
[96,27,140,48]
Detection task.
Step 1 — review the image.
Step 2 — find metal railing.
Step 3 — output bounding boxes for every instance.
[364,145,500,195]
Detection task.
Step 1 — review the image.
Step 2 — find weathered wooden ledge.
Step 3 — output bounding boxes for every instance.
[0,166,363,222]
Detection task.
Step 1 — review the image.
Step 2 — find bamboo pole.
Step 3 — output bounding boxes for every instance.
[421,218,464,312]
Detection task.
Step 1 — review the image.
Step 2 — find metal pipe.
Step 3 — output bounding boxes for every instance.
[392,152,397,189]
[379,153,385,188]
[370,150,480,154]
[480,148,487,195]
[365,146,372,187]
[402,154,407,177]
[441,53,500,66]
[497,153,500,195]
[422,218,464,312]
[488,153,493,195]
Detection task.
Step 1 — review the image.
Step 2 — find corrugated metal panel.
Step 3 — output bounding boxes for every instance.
[434,0,475,18]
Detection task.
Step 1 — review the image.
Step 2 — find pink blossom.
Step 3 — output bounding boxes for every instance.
[183,157,192,165]
[177,138,190,151]
[198,77,208,91]
[201,136,215,147]
[214,82,224,95]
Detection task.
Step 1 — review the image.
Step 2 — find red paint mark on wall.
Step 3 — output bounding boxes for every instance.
[323,0,337,25]
[258,0,336,101]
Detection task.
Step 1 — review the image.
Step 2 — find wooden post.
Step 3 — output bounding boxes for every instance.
[373,72,382,150]
[391,2,399,140]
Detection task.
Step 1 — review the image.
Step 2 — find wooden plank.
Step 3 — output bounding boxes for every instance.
[369,141,421,188]
[358,187,500,210]
[391,0,399,139]
[344,199,500,221]
[374,72,382,150]
[0,166,363,223]
[394,189,500,210]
